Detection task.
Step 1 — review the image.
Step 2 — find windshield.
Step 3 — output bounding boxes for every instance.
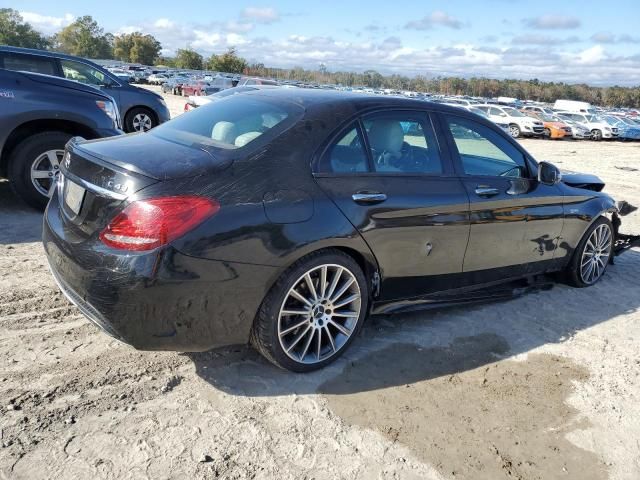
[539,113,556,122]
[503,107,525,117]
[152,95,302,150]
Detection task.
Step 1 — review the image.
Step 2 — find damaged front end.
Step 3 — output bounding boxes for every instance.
[612,201,640,257]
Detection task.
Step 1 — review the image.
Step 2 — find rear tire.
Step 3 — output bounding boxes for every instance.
[7,131,71,210]
[566,217,613,287]
[251,249,369,372]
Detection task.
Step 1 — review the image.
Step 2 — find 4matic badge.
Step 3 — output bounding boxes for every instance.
[0,89,15,99]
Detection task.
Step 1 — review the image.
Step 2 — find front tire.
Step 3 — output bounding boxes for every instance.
[509,124,521,138]
[7,131,71,210]
[566,217,613,287]
[124,108,157,133]
[591,129,603,141]
[251,249,369,372]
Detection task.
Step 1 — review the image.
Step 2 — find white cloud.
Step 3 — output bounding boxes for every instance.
[154,18,175,29]
[19,11,75,35]
[523,15,581,30]
[405,11,463,30]
[241,7,279,24]
[578,45,606,64]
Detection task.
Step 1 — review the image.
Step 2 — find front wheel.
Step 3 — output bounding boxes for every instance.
[251,249,369,372]
[124,108,157,133]
[591,129,603,141]
[509,124,521,138]
[566,217,613,287]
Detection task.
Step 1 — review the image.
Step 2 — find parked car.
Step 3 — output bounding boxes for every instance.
[601,115,640,141]
[556,113,618,141]
[521,105,555,116]
[183,85,280,111]
[460,105,511,134]
[161,76,189,95]
[181,80,215,97]
[236,77,279,87]
[147,73,169,85]
[524,112,572,139]
[43,90,638,371]
[0,46,170,133]
[0,69,121,209]
[475,104,544,138]
[548,114,591,139]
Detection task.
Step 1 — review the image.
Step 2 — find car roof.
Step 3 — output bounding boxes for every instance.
[0,45,99,64]
[242,87,474,115]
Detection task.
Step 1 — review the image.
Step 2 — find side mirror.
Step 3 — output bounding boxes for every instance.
[538,161,561,185]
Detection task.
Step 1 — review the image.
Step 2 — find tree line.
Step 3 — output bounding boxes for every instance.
[2,8,640,108]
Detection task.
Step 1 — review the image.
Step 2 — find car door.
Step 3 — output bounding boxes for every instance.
[314,110,470,300]
[440,113,564,281]
[57,59,121,105]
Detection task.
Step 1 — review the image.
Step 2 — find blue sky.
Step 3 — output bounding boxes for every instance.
[11,0,640,85]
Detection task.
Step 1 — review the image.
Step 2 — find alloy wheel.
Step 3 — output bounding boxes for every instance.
[132,113,153,132]
[277,264,361,365]
[30,149,64,198]
[580,224,612,285]
[509,125,520,138]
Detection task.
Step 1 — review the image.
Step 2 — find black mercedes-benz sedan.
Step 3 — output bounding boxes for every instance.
[43,89,637,371]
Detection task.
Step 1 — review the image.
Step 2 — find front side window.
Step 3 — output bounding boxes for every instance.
[362,112,443,174]
[2,53,56,75]
[445,115,527,178]
[60,60,108,86]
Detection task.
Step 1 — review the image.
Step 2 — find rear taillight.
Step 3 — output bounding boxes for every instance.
[99,196,219,251]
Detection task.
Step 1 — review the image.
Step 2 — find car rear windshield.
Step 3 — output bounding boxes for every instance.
[151,95,302,150]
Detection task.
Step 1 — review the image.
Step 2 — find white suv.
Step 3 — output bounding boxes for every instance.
[476,105,544,138]
[556,113,618,141]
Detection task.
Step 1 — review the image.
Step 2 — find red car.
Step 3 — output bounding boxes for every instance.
[181,80,213,96]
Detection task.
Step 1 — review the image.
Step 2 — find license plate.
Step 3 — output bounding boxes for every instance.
[64,179,85,215]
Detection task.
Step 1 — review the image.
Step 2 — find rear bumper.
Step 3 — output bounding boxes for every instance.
[43,195,279,351]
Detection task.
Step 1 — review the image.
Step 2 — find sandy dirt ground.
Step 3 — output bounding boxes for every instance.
[1,87,639,480]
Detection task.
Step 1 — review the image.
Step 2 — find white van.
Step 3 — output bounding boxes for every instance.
[553,100,597,115]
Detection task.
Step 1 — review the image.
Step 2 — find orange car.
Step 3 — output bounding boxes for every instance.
[523,111,572,139]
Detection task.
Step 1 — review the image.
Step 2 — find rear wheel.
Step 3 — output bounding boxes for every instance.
[251,249,369,372]
[509,124,521,138]
[567,217,613,287]
[7,131,71,210]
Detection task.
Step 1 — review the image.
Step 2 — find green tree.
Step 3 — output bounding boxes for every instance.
[0,8,50,49]
[175,48,203,70]
[113,32,161,65]
[54,15,113,58]
[206,48,247,73]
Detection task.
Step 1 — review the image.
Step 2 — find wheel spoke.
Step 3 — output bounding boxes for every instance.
[279,319,309,336]
[330,277,355,303]
[316,329,322,360]
[304,273,318,301]
[324,325,336,352]
[326,267,343,299]
[281,308,309,316]
[289,288,313,308]
[319,266,328,298]
[46,151,60,167]
[333,293,359,309]
[332,310,358,318]
[286,324,312,352]
[298,326,315,360]
[31,170,51,179]
[328,319,352,337]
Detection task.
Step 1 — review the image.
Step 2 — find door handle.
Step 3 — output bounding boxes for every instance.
[352,192,387,204]
[474,186,500,197]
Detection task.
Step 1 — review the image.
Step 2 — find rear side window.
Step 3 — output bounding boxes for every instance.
[152,95,301,150]
[320,124,369,173]
[362,112,443,174]
[2,53,56,75]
